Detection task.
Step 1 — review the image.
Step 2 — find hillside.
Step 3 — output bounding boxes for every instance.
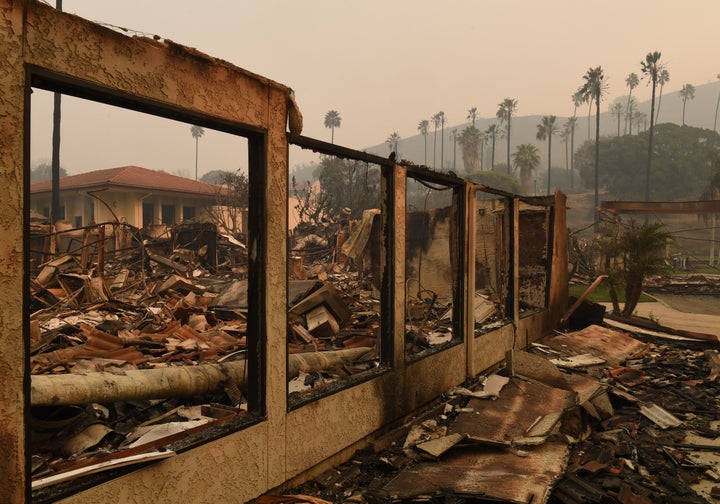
[363,80,720,176]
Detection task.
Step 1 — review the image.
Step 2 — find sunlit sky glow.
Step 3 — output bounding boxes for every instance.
[30,0,720,177]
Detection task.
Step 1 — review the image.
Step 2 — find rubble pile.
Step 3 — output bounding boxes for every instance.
[277,325,720,503]
[29,220,378,497]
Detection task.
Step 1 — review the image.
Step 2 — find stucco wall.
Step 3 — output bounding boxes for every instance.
[0,3,29,503]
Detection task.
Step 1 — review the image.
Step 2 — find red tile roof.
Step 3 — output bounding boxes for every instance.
[30,166,221,197]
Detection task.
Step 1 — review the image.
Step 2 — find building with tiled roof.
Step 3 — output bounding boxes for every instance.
[30,166,223,228]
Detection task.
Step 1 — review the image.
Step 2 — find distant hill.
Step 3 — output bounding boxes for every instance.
[363,80,720,174]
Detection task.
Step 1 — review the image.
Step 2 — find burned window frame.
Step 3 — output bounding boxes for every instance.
[25,67,268,498]
[517,202,553,316]
[404,166,466,362]
[286,134,395,409]
[470,187,513,336]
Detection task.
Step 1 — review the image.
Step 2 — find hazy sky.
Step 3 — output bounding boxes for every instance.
[31,0,720,177]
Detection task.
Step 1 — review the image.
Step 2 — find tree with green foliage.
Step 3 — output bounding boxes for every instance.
[200,169,234,185]
[536,115,558,194]
[605,220,673,316]
[640,51,664,202]
[417,119,430,166]
[574,123,720,200]
[496,98,517,176]
[31,162,68,183]
[679,83,695,126]
[512,143,540,195]
[315,157,380,220]
[457,125,482,173]
[324,110,341,144]
[578,66,606,229]
[624,73,639,135]
[204,169,249,238]
[465,170,523,195]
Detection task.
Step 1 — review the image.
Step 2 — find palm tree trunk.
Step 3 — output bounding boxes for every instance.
[570,123,575,189]
[491,135,496,171]
[424,135,427,166]
[624,91,632,134]
[433,128,437,169]
[195,137,199,181]
[546,136,552,194]
[656,85,665,123]
[682,100,687,126]
[714,88,720,131]
[506,117,511,175]
[645,81,657,202]
[593,97,600,232]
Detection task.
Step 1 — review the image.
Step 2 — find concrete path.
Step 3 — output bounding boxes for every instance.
[601,294,720,337]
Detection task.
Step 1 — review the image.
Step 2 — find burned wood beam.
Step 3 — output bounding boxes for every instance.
[601,200,720,215]
[31,347,372,406]
[288,133,394,168]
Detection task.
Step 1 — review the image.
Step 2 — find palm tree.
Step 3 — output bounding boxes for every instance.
[418,119,430,166]
[451,128,458,170]
[386,132,401,155]
[485,124,498,170]
[640,51,664,202]
[633,111,648,132]
[679,83,696,126]
[579,66,606,230]
[655,69,670,123]
[496,98,517,175]
[431,112,442,168]
[457,125,482,173]
[478,130,486,171]
[609,101,624,136]
[624,73,639,134]
[560,121,570,184]
[324,110,341,144]
[190,125,205,181]
[624,97,637,134]
[566,116,578,189]
[536,115,558,194]
[714,73,720,132]
[467,107,478,126]
[613,220,673,317]
[512,143,540,195]
[439,111,446,169]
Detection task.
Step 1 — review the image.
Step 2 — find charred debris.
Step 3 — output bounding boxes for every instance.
[29,201,465,497]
